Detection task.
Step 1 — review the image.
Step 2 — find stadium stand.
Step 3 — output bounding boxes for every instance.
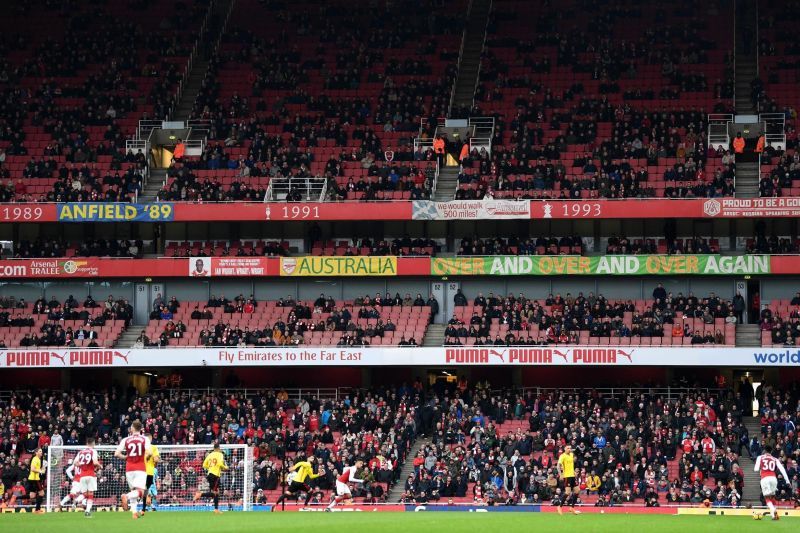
[3,0,800,518]
[3,384,797,508]
[443,290,736,347]
[0,1,211,202]
[0,295,128,348]
[139,295,432,348]
[148,0,467,203]
[461,1,735,201]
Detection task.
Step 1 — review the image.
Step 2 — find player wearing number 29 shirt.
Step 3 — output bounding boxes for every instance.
[114,420,152,519]
[754,445,789,521]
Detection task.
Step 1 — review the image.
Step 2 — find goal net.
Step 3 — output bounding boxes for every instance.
[46,444,253,512]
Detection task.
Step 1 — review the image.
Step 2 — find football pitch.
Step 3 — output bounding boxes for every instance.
[2,511,797,532]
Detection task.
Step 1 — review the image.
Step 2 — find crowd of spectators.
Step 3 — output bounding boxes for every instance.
[141,292,437,348]
[152,0,462,204]
[761,299,800,346]
[455,0,738,202]
[13,238,145,259]
[312,237,438,257]
[455,145,735,202]
[325,160,433,202]
[395,383,777,507]
[157,159,268,202]
[0,0,212,203]
[0,386,421,507]
[444,287,739,346]
[606,236,717,255]
[457,236,583,256]
[0,294,132,349]
[760,151,800,198]
[1,380,798,508]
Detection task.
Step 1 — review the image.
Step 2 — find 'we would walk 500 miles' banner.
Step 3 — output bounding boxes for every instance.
[431,255,771,276]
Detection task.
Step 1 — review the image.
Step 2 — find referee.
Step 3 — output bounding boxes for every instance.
[557,444,580,515]
[193,442,229,514]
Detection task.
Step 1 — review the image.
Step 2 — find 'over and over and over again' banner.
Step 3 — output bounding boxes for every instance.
[1,255,800,278]
[6,197,800,223]
[2,346,800,368]
[430,255,771,276]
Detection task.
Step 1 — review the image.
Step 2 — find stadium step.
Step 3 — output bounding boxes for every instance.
[139,169,169,203]
[433,167,460,201]
[735,324,761,347]
[739,417,763,503]
[449,0,492,112]
[733,161,759,198]
[733,0,757,114]
[171,0,234,122]
[423,324,446,347]
[173,59,210,122]
[114,329,141,349]
[386,436,432,502]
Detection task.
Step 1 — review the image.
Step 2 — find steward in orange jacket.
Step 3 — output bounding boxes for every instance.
[755,135,765,153]
[732,133,745,154]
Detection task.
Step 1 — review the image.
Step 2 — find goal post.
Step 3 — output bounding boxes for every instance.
[46,444,253,512]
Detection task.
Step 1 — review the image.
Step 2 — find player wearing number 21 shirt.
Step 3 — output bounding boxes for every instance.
[754,445,789,521]
[114,420,152,519]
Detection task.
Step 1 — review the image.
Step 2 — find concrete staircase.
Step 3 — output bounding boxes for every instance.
[734,0,758,114]
[732,0,760,198]
[432,167,460,201]
[734,57,757,114]
[139,168,167,202]
[734,161,759,198]
[386,437,431,502]
[740,417,762,503]
[423,324,445,346]
[114,329,141,349]
[736,324,761,347]
[449,0,492,114]
[173,60,209,122]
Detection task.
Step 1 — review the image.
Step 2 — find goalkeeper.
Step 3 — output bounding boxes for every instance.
[146,467,159,511]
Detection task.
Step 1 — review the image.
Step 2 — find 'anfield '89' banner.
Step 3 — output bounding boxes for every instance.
[56,203,175,222]
[431,255,771,276]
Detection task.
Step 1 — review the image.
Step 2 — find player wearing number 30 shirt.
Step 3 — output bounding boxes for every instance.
[326,460,364,510]
[754,445,789,521]
[114,420,152,519]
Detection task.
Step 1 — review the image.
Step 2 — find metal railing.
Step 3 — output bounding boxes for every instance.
[510,387,723,402]
[707,113,733,151]
[431,159,440,198]
[0,387,350,403]
[468,116,494,155]
[188,118,212,138]
[760,112,786,151]
[160,387,348,402]
[135,120,164,141]
[265,177,327,202]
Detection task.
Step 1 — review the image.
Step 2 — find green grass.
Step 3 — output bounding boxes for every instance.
[1,511,797,532]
